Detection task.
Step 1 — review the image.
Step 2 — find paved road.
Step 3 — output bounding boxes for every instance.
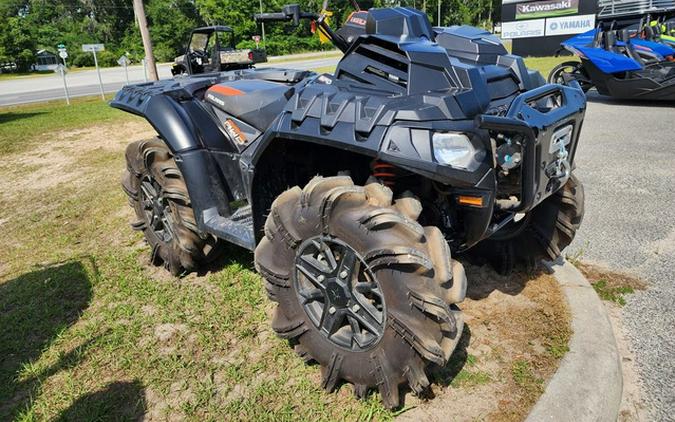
[0,56,339,106]
[569,93,675,420]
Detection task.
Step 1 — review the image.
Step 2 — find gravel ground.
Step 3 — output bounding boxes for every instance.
[568,93,675,421]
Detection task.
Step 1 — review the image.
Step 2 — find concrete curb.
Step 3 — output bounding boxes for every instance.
[526,258,623,421]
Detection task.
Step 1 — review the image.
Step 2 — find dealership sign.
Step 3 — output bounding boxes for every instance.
[502,19,546,39]
[516,0,578,19]
[546,14,595,35]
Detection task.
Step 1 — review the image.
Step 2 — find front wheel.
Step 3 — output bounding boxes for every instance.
[254,176,467,408]
[468,174,585,274]
[548,61,593,92]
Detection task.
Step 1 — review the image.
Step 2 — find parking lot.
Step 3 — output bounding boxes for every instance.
[569,93,675,419]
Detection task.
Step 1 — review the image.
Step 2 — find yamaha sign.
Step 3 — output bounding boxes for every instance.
[546,14,596,35]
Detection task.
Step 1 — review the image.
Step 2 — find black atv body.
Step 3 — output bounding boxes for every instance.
[113,10,585,254]
[112,6,586,408]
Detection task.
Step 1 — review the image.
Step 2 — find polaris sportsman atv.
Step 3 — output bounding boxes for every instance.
[112,3,586,408]
[549,26,675,100]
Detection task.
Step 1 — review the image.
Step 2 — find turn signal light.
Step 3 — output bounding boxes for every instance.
[457,195,484,207]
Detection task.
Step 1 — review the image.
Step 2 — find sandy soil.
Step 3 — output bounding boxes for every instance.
[399,266,570,421]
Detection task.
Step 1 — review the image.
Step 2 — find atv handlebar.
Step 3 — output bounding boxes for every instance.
[254,12,289,22]
[254,4,350,52]
[254,5,318,26]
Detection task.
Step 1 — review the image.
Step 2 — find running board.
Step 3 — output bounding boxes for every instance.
[202,206,255,251]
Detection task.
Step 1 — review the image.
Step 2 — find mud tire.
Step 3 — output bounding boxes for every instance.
[469,174,585,274]
[254,176,466,408]
[122,138,222,275]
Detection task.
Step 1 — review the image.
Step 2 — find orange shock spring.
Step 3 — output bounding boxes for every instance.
[371,160,397,188]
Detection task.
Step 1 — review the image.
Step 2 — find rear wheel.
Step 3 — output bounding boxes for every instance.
[254,176,467,408]
[122,138,222,275]
[468,174,584,274]
[548,61,593,92]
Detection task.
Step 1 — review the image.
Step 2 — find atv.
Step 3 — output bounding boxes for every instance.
[171,25,267,76]
[549,26,675,100]
[112,3,586,408]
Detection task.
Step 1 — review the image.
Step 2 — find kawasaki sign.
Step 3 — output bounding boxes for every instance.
[516,0,579,19]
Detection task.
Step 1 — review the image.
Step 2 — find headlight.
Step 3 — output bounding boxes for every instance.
[432,132,480,170]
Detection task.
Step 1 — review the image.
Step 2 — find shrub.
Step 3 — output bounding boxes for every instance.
[236,35,333,56]
[71,51,94,67]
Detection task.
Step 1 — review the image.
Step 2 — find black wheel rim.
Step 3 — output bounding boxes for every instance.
[554,66,574,84]
[140,174,175,243]
[293,236,386,351]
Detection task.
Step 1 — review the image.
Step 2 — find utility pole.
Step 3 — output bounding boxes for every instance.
[259,0,266,46]
[437,0,442,26]
[133,0,158,81]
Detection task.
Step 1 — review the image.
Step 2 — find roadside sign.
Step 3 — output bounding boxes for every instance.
[117,55,130,66]
[118,55,130,85]
[82,44,105,52]
[57,63,70,105]
[252,35,261,48]
[59,50,68,59]
[82,43,106,99]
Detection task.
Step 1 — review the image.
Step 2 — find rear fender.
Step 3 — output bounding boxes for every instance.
[111,91,234,227]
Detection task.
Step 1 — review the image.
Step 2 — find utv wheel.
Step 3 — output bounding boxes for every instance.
[122,138,222,275]
[254,176,466,408]
[469,174,584,274]
[548,61,592,92]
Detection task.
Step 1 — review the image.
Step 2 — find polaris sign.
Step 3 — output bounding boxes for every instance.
[545,14,595,36]
[516,0,579,19]
[502,19,546,39]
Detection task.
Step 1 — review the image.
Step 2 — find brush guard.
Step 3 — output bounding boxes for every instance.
[477,82,587,213]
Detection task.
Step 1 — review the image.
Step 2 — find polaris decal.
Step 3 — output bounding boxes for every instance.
[501,19,546,39]
[516,0,578,19]
[207,93,225,107]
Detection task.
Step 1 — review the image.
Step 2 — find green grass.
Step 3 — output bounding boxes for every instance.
[575,262,645,307]
[524,56,572,80]
[511,360,543,395]
[591,279,634,306]
[0,96,133,155]
[0,70,56,81]
[0,99,398,420]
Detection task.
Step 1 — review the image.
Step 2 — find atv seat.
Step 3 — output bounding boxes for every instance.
[205,79,293,130]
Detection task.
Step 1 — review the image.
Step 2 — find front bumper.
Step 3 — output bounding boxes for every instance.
[478,82,587,213]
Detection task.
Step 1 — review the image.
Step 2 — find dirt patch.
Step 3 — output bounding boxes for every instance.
[0,120,154,203]
[399,265,570,422]
[576,262,647,306]
[576,262,647,292]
